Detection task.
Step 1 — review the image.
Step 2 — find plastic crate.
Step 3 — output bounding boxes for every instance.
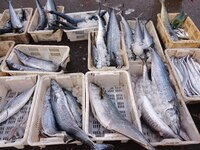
[165,48,200,104]
[157,13,200,48]
[0,75,38,148]
[28,6,64,42]
[88,31,129,71]
[28,73,85,148]
[63,11,109,41]
[1,44,70,76]
[129,62,200,146]
[120,20,165,62]
[0,41,15,76]
[85,71,142,143]
[0,8,33,44]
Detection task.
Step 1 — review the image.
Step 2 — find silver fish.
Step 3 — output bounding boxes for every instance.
[8,0,23,29]
[89,83,154,150]
[91,33,100,67]
[107,8,123,68]
[63,89,82,128]
[36,0,48,30]
[150,47,181,136]
[143,22,154,49]
[159,0,178,41]
[14,49,60,72]
[45,0,58,27]
[0,85,35,124]
[50,80,114,150]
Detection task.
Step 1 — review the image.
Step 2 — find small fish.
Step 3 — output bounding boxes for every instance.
[14,49,61,72]
[7,0,23,30]
[50,80,114,150]
[0,85,35,124]
[89,83,154,150]
[35,0,48,30]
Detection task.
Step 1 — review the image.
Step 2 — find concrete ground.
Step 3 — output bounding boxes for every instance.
[0,0,200,149]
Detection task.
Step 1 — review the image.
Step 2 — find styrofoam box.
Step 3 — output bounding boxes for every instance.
[129,62,200,146]
[28,73,85,148]
[120,20,165,63]
[0,75,38,149]
[165,48,200,104]
[88,31,129,71]
[0,8,33,44]
[85,71,142,143]
[63,10,109,41]
[0,41,15,76]
[1,44,70,76]
[28,6,64,42]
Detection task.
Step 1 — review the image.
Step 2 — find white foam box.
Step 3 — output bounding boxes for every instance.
[0,75,39,149]
[88,31,129,71]
[1,44,70,76]
[0,8,33,44]
[63,10,109,41]
[85,70,142,143]
[28,73,85,148]
[28,6,64,42]
[165,48,200,104]
[129,61,200,146]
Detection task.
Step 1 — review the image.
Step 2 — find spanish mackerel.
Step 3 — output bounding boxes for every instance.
[50,80,114,150]
[89,83,154,150]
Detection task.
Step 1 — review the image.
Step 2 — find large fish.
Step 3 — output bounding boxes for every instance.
[0,85,35,124]
[35,0,48,30]
[159,0,178,41]
[14,49,60,72]
[89,83,154,150]
[107,8,123,68]
[150,47,181,136]
[45,0,58,27]
[50,80,114,150]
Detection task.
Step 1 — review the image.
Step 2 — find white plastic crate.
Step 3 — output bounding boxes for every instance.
[129,62,200,146]
[28,73,85,148]
[0,41,15,76]
[1,44,70,76]
[88,31,129,71]
[0,75,38,149]
[120,20,165,63]
[63,10,109,41]
[85,71,142,143]
[0,8,33,44]
[165,48,200,104]
[28,6,64,42]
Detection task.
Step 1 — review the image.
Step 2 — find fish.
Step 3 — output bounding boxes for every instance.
[55,20,79,30]
[6,60,43,71]
[63,89,82,128]
[143,21,154,49]
[91,33,99,67]
[45,0,58,27]
[35,0,48,30]
[89,83,154,150]
[41,88,59,137]
[107,8,123,68]
[171,11,187,29]
[119,12,135,60]
[50,80,114,150]
[14,49,61,72]
[0,85,35,124]
[135,62,181,139]
[7,0,23,30]
[150,47,181,136]
[159,0,178,41]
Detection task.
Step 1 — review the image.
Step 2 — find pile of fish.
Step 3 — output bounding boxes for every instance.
[0,86,35,141]
[0,0,28,34]
[171,56,200,97]
[133,48,189,142]
[35,0,107,31]
[159,0,188,40]
[6,49,61,72]
[91,7,123,69]
[41,80,114,150]
[89,83,154,150]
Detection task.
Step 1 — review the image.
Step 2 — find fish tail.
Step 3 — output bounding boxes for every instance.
[93,143,114,150]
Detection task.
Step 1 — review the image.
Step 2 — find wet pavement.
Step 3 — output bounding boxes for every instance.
[0,0,200,150]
